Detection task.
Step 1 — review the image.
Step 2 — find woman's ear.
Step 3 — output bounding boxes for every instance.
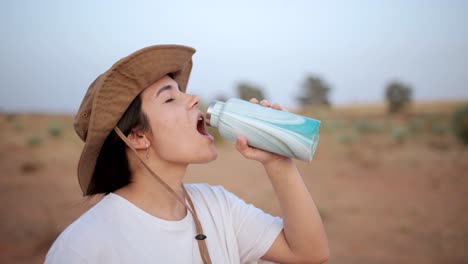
[127,130,150,150]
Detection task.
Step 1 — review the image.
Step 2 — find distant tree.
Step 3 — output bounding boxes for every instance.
[385,81,412,114]
[297,75,331,106]
[237,83,265,101]
[215,94,228,102]
[452,104,468,145]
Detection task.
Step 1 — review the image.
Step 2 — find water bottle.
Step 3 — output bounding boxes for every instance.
[205,98,321,162]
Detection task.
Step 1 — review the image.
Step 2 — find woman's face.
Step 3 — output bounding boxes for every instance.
[140,75,218,164]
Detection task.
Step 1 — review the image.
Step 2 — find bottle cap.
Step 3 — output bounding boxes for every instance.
[205,101,216,127]
[205,100,224,128]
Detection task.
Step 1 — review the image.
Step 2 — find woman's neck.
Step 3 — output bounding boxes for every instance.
[115,159,189,221]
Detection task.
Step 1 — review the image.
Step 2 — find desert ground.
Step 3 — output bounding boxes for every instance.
[0,101,467,263]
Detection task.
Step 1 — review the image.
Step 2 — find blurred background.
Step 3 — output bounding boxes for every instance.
[1,0,467,263]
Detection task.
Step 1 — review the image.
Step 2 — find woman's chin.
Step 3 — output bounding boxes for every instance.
[209,151,218,162]
[194,149,218,164]
[205,150,219,163]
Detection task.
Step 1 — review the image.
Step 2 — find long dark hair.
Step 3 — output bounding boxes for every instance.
[86,94,150,195]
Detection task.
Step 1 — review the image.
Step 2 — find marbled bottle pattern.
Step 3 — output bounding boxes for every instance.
[206,98,321,162]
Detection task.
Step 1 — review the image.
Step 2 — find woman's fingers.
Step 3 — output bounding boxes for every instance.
[235,136,257,159]
[249,98,288,112]
[272,103,289,112]
[249,98,270,107]
[236,136,248,150]
[260,100,270,107]
[236,135,287,163]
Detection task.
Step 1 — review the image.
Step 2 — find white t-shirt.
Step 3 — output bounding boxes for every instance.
[45,184,283,264]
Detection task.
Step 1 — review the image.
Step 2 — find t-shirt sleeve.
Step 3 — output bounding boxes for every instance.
[220,187,284,263]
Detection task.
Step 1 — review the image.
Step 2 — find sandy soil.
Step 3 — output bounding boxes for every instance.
[0,108,467,263]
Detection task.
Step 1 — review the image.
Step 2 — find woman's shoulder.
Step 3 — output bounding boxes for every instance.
[48,195,122,252]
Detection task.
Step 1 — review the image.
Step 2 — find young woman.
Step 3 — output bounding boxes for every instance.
[45,45,329,263]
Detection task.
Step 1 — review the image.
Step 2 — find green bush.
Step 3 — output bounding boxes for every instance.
[431,122,449,135]
[26,136,43,147]
[48,123,63,137]
[353,119,371,134]
[370,121,386,133]
[392,127,408,144]
[337,134,356,145]
[13,121,23,131]
[323,119,344,132]
[353,119,384,134]
[452,104,468,145]
[408,118,424,134]
[6,113,17,122]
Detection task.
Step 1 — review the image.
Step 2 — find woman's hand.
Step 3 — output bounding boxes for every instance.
[235,98,292,166]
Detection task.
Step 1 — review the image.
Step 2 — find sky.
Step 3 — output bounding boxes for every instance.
[0,0,467,112]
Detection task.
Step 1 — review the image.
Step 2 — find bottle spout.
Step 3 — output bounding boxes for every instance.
[205,100,223,128]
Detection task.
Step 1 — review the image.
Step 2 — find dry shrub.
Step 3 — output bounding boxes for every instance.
[20,161,42,173]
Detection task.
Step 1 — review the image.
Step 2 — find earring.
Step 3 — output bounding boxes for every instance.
[145,143,149,160]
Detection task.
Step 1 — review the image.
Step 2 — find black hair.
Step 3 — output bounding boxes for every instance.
[86,93,150,195]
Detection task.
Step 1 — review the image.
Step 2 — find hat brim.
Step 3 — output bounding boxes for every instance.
[76,45,195,195]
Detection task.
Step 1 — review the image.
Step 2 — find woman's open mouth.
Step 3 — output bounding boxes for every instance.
[197,114,209,136]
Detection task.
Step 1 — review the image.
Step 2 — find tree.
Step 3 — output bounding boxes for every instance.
[452,104,468,145]
[297,75,331,106]
[237,83,265,101]
[215,94,228,102]
[385,81,412,114]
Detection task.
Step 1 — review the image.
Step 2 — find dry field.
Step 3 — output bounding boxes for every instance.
[0,101,467,263]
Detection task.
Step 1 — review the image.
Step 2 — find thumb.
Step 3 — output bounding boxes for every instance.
[235,136,262,160]
[235,136,248,151]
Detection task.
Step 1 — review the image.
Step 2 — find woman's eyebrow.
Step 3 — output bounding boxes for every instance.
[156,85,173,97]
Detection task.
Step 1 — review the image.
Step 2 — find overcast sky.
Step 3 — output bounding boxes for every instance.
[1,0,467,112]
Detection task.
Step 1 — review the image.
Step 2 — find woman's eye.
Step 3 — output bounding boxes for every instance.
[165,98,174,103]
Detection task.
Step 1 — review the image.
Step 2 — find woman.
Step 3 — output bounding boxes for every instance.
[45,45,329,263]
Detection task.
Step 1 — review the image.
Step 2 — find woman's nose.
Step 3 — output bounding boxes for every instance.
[188,94,200,109]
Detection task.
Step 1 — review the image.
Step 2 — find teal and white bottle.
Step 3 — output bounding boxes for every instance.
[205,98,321,162]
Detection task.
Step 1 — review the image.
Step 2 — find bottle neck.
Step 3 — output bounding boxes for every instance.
[205,100,225,128]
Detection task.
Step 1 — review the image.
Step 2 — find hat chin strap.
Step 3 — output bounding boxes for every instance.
[114,127,212,264]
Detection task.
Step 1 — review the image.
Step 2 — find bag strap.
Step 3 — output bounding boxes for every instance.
[114,127,212,264]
